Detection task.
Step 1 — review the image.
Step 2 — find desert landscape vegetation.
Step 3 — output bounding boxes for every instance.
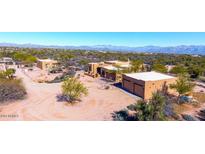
[0,46,205,121]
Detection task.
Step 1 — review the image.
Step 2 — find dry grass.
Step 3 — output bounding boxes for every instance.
[173,103,193,114]
[193,92,205,103]
[173,92,205,115]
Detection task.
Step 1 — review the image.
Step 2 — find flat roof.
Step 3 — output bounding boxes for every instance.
[119,64,130,68]
[38,59,57,62]
[102,65,118,71]
[124,71,175,81]
[105,60,119,63]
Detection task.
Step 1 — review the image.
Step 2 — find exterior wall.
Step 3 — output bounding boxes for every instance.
[37,61,43,69]
[105,71,116,81]
[122,74,176,99]
[144,78,176,99]
[88,63,118,81]
[88,63,100,75]
[37,60,57,70]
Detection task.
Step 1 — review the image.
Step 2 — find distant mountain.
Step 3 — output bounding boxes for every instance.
[0,43,205,55]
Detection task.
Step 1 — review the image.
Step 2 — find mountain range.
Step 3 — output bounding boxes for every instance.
[0,43,205,55]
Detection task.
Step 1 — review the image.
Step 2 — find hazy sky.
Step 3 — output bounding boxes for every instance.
[0,32,205,47]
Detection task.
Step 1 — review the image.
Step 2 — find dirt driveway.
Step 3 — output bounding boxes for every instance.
[0,68,138,121]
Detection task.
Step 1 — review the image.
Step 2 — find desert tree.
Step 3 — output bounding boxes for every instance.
[61,77,88,103]
[170,74,195,100]
[130,60,143,72]
[0,68,16,79]
[170,65,188,75]
[152,63,167,73]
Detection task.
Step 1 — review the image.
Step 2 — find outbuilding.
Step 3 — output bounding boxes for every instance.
[122,71,176,99]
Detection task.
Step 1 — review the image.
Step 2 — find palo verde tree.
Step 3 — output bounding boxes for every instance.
[61,77,88,103]
[187,65,204,78]
[152,63,167,73]
[12,52,37,64]
[170,74,195,99]
[170,65,188,75]
[131,60,143,72]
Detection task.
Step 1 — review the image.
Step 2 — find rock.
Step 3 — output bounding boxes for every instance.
[179,96,198,104]
[181,114,198,121]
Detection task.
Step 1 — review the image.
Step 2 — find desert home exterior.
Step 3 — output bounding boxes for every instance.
[87,60,131,81]
[37,59,58,70]
[122,71,177,99]
[0,57,14,65]
[0,57,15,71]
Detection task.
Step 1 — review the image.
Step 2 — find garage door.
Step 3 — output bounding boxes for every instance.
[134,84,144,98]
[123,79,134,93]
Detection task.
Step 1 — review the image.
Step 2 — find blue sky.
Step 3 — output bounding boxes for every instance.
[0,32,205,47]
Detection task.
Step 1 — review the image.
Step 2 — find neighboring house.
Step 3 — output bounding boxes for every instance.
[88,62,104,77]
[0,64,6,71]
[0,57,14,65]
[87,60,130,81]
[122,71,176,99]
[142,63,151,71]
[37,59,58,70]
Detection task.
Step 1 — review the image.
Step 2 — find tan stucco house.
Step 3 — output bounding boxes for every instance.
[87,60,130,81]
[37,59,58,70]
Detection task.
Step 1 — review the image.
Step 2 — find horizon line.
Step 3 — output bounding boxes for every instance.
[0,42,205,48]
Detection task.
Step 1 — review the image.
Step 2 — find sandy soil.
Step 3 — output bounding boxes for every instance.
[0,68,138,121]
[194,82,205,93]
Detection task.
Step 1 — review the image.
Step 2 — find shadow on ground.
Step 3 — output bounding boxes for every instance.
[112,109,138,121]
[56,94,81,104]
[56,94,69,102]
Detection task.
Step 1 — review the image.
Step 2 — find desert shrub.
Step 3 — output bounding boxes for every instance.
[112,109,137,121]
[113,92,167,121]
[61,77,88,103]
[0,68,16,79]
[170,65,187,75]
[197,109,205,121]
[170,74,195,100]
[199,76,205,82]
[188,65,203,79]
[133,92,166,121]
[127,104,138,111]
[164,103,174,117]
[152,63,167,73]
[112,109,129,121]
[0,79,27,103]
